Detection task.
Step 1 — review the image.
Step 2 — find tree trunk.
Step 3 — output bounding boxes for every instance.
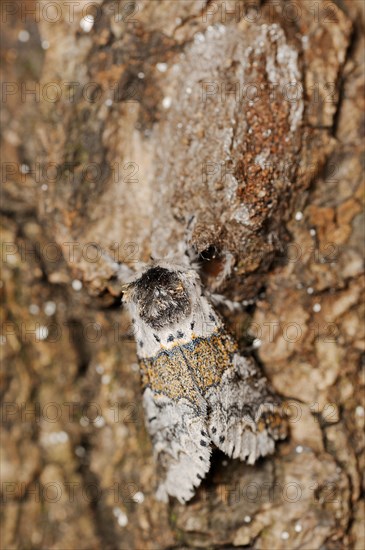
[2,1,364,548]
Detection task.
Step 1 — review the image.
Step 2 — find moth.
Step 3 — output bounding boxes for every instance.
[122,260,287,503]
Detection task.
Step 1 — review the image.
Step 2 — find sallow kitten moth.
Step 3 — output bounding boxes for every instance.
[122,260,287,503]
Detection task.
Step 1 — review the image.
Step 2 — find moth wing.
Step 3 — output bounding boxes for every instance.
[206,354,287,463]
[143,388,211,503]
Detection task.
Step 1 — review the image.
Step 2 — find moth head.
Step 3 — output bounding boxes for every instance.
[123,265,193,329]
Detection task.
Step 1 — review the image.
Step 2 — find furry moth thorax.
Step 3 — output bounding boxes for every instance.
[123,261,287,504]
[123,264,198,329]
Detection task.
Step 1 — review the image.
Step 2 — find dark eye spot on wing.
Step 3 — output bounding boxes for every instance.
[209,314,215,322]
[212,427,217,434]
[139,340,144,347]
[219,435,225,443]
[177,331,184,338]
[167,334,174,342]
[190,321,195,330]
[200,440,207,447]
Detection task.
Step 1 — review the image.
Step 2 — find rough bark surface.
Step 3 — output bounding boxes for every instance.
[1,1,364,549]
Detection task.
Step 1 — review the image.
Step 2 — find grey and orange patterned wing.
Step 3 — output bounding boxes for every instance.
[140,349,211,503]
[206,351,287,463]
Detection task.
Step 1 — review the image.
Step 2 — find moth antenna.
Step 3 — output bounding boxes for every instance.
[97,250,138,285]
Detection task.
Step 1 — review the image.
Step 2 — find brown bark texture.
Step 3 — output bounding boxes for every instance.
[1,0,364,549]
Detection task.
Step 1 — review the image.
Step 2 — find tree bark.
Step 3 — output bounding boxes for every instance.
[1,1,364,549]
